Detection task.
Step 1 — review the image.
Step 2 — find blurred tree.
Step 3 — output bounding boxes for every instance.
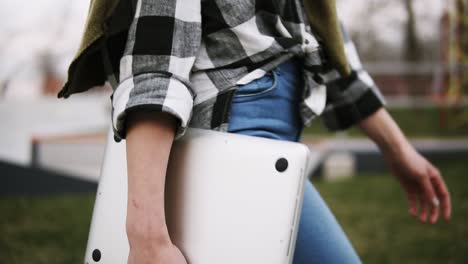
[403,0,423,62]
[438,0,467,130]
[347,0,398,62]
[338,0,441,63]
[448,0,468,128]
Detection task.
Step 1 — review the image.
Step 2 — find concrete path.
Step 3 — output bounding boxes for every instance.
[302,136,468,154]
[31,135,468,183]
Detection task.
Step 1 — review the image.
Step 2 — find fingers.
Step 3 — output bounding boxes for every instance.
[419,176,438,224]
[418,195,429,223]
[399,179,418,217]
[418,165,452,224]
[406,186,434,224]
[429,196,440,224]
[406,191,418,217]
[401,178,432,222]
[429,167,452,222]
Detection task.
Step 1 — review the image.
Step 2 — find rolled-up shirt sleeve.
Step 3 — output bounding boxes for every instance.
[320,23,387,131]
[111,0,202,142]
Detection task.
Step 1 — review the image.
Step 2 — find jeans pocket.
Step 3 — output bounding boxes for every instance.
[232,70,278,101]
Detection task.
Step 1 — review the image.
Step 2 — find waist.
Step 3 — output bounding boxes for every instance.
[274,57,302,76]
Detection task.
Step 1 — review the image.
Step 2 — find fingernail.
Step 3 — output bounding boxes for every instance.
[432,198,440,207]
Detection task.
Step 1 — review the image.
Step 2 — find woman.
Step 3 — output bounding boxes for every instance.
[59,0,452,263]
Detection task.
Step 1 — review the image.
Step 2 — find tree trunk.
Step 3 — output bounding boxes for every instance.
[403,0,422,62]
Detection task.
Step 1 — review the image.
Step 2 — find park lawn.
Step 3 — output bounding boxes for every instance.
[303,107,468,138]
[0,158,466,264]
[0,194,94,263]
[312,158,468,264]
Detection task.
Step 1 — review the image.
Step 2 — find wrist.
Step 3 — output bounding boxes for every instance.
[381,142,422,176]
[377,134,410,158]
[126,216,172,248]
[357,108,411,158]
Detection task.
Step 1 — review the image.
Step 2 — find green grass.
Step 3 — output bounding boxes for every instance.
[0,159,466,263]
[0,195,95,263]
[303,107,468,138]
[312,158,468,264]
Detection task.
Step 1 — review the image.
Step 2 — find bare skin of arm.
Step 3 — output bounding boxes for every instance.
[125,111,187,264]
[302,0,450,225]
[358,108,452,224]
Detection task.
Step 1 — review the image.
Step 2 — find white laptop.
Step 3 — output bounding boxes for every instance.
[84,127,310,264]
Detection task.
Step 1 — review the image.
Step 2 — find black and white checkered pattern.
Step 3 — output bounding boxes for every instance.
[320,25,387,130]
[111,0,385,142]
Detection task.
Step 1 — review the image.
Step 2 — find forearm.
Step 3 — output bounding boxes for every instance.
[125,111,177,247]
[357,107,410,156]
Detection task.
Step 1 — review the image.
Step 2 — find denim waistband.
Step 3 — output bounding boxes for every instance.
[274,57,302,76]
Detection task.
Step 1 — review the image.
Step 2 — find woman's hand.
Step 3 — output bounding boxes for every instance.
[127,238,186,264]
[382,143,451,224]
[126,207,187,264]
[358,108,451,224]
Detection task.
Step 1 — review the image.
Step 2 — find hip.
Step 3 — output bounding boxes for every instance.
[227,57,305,142]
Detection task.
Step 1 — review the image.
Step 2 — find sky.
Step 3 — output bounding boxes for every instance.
[0,0,90,98]
[337,0,445,45]
[0,1,89,62]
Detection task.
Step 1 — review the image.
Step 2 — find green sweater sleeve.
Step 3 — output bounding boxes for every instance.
[303,0,351,76]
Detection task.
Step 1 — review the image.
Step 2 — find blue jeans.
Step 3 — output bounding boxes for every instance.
[227,58,362,264]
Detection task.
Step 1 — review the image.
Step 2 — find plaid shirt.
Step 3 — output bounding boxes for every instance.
[111,0,386,142]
